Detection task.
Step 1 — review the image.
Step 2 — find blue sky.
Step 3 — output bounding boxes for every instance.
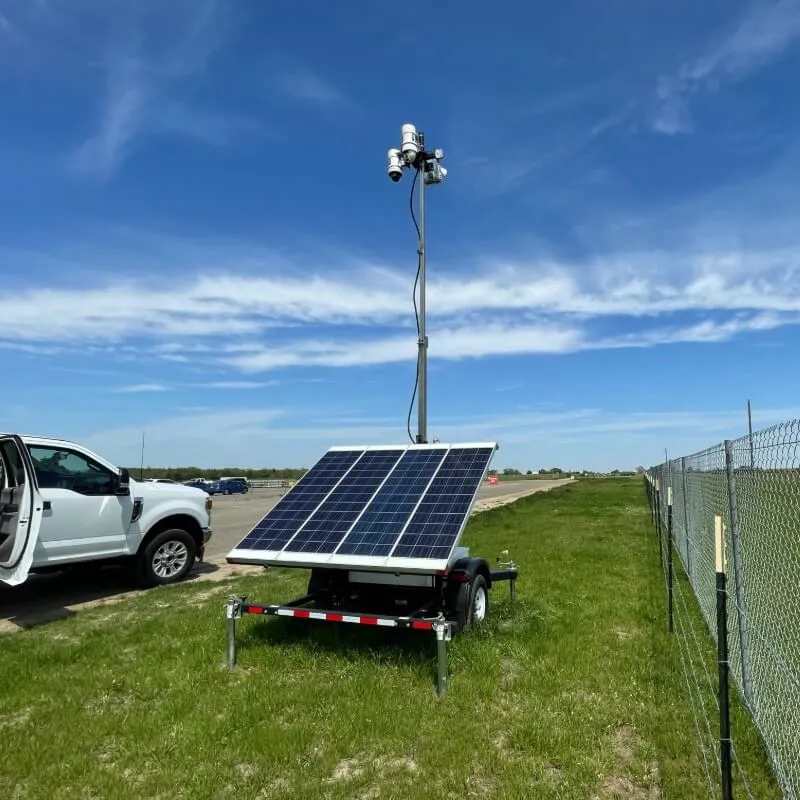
[2,0,800,472]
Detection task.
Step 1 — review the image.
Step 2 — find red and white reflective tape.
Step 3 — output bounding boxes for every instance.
[243,604,433,631]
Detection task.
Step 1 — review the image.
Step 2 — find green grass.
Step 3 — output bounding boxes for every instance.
[0,479,783,799]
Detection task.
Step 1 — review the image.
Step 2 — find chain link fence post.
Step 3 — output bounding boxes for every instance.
[715,515,734,800]
[724,439,754,710]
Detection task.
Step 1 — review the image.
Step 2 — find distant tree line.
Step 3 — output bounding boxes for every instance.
[136,463,641,484]
[488,466,639,478]
[126,466,309,482]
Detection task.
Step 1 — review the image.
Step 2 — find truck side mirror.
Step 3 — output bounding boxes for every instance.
[116,467,131,496]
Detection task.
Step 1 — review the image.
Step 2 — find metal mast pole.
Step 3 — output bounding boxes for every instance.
[417,149,428,444]
[387,123,445,445]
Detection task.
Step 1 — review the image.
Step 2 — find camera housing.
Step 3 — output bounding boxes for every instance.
[423,161,447,185]
[387,148,404,182]
[401,123,420,165]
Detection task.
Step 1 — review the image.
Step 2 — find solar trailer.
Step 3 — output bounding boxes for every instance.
[224,441,519,696]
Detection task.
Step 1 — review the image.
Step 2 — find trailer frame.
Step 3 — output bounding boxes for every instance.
[224,553,518,697]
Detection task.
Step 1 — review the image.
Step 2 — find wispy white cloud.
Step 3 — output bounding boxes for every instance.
[600,311,798,348]
[71,54,148,178]
[0,340,62,355]
[82,408,287,467]
[682,0,800,84]
[275,63,349,106]
[653,0,800,135]
[458,110,625,196]
[52,0,261,178]
[108,379,277,392]
[223,311,799,372]
[226,322,584,372]
[154,103,267,146]
[196,381,279,389]
[3,234,800,371]
[112,383,170,393]
[77,403,800,471]
[5,244,800,337]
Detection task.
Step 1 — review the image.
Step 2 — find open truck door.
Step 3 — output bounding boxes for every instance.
[0,435,44,587]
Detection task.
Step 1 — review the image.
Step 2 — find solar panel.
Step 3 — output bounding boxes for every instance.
[336,448,447,557]
[390,447,495,560]
[282,449,405,554]
[226,441,497,573]
[233,449,363,553]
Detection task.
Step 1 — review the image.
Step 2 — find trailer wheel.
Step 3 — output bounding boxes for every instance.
[471,576,488,624]
[451,573,489,632]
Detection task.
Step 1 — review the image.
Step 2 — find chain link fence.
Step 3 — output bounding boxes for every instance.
[646,420,800,799]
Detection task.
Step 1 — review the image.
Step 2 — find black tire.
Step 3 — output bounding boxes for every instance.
[135,528,197,587]
[450,573,490,633]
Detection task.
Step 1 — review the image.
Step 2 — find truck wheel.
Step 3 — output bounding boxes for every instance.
[450,573,489,632]
[136,528,197,587]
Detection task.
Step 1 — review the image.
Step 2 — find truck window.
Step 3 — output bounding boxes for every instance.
[27,445,115,496]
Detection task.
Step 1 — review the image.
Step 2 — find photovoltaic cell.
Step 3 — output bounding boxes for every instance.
[336,448,447,556]
[282,449,405,554]
[234,449,362,552]
[390,447,494,560]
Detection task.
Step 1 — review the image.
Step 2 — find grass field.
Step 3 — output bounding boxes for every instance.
[0,479,784,799]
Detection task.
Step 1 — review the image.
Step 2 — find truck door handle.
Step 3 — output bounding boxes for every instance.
[43,501,52,511]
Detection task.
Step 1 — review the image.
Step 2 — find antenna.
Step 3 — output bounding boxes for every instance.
[140,430,145,481]
[386,123,447,444]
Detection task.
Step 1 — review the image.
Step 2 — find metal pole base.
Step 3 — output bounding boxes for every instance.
[433,617,452,697]
[225,595,245,669]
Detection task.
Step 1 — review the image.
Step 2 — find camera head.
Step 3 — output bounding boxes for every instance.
[387,148,404,182]
[401,123,420,165]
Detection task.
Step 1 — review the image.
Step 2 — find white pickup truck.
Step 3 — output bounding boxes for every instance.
[0,433,213,588]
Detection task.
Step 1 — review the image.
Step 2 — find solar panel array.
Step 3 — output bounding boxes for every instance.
[227,442,497,572]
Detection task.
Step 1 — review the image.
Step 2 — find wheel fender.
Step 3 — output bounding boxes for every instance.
[449,556,492,589]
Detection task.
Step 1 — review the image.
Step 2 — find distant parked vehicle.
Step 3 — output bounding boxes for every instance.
[144,478,179,484]
[219,476,249,486]
[200,479,249,496]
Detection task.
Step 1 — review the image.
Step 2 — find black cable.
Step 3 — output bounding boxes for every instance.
[406,165,421,444]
